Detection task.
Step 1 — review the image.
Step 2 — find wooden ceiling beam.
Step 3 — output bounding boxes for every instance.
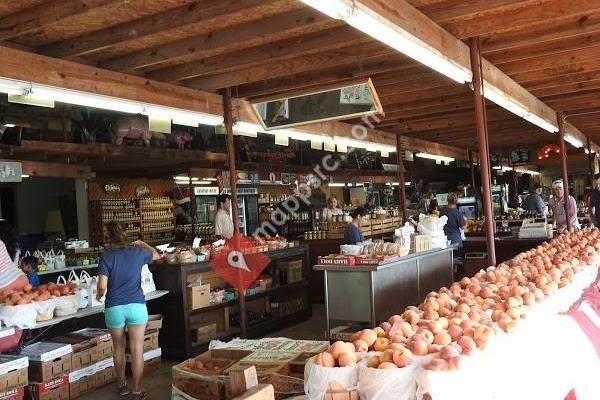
[497,43,600,75]
[480,13,600,53]
[0,0,119,41]
[522,68,600,91]
[0,44,229,118]
[41,0,280,58]
[149,26,370,83]
[512,60,600,84]
[101,8,336,72]
[183,43,394,91]
[421,0,525,23]
[19,160,94,179]
[443,0,600,39]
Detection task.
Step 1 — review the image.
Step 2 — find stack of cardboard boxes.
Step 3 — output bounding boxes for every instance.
[0,355,28,400]
[22,342,72,400]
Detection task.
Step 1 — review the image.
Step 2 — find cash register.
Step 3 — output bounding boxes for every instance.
[518,217,550,239]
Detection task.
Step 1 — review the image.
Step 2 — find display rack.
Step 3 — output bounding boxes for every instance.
[90,197,175,245]
[149,246,311,359]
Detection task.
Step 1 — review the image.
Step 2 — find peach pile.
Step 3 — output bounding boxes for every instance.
[324,228,600,373]
[314,341,359,367]
[0,282,78,306]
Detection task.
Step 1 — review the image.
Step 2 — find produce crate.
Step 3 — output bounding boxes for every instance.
[0,356,28,393]
[94,358,115,388]
[70,329,113,360]
[28,376,69,400]
[329,324,369,342]
[192,323,217,344]
[317,256,356,266]
[172,349,252,400]
[49,335,99,371]
[20,342,72,383]
[0,387,24,400]
[188,284,211,310]
[146,314,163,331]
[68,364,97,399]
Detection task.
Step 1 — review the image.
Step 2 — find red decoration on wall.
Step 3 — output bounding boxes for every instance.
[537,144,561,160]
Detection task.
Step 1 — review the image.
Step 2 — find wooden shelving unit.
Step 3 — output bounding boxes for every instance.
[89,197,175,245]
[149,246,311,359]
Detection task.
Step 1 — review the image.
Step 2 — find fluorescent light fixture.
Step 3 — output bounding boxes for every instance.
[523,170,540,175]
[173,176,189,180]
[298,0,472,84]
[0,77,224,127]
[482,83,558,133]
[564,134,583,148]
[328,182,346,187]
[415,152,454,163]
[203,177,218,181]
[333,136,396,153]
[234,122,262,137]
[193,181,211,185]
[270,128,334,143]
[3,123,15,128]
[386,182,412,186]
[493,165,513,172]
[21,174,29,178]
[585,149,596,154]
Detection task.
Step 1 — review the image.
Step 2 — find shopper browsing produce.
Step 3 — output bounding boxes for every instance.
[345,207,368,245]
[19,255,39,288]
[549,179,580,230]
[588,173,600,226]
[523,183,546,215]
[321,196,343,220]
[214,193,234,239]
[96,221,160,400]
[439,193,466,247]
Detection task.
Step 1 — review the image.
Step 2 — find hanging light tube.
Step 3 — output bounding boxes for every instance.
[564,134,583,148]
[298,0,472,84]
[482,83,558,133]
[0,77,224,127]
[333,136,396,153]
[415,152,454,163]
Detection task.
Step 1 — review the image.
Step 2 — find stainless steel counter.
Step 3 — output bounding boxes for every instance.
[315,247,454,339]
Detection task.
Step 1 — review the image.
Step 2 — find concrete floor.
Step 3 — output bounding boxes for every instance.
[80,305,326,399]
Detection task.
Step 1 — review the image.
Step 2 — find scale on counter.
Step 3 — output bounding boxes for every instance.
[518,217,548,238]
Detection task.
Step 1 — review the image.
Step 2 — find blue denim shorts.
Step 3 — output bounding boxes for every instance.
[104,303,148,329]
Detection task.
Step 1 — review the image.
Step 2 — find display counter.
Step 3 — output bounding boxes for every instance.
[303,233,396,303]
[149,246,311,358]
[314,247,454,339]
[463,236,548,275]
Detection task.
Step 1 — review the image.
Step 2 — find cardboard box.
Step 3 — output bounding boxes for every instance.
[71,328,113,360]
[0,387,24,400]
[0,356,28,393]
[188,284,211,310]
[68,364,97,399]
[20,343,72,383]
[50,334,100,370]
[192,323,217,343]
[125,330,159,353]
[95,358,115,388]
[146,314,163,331]
[28,376,69,400]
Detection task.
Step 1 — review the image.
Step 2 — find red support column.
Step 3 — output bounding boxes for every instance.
[558,112,570,224]
[587,135,595,185]
[470,36,496,266]
[223,87,247,337]
[396,134,407,223]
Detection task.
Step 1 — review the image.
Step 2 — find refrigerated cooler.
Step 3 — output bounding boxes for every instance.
[193,187,259,236]
[457,196,477,219]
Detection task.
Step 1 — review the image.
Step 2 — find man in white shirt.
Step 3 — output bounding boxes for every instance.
[214,194,234,239]
[549,179,580,231]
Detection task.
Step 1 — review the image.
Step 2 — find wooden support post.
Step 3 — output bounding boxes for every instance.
[558,112,571,223]
[223,87,247,338]
[587,135,595,185]
[470,36,496,266]
[229,365,259,397]
[188,172,196,238]
[396,134,407,223]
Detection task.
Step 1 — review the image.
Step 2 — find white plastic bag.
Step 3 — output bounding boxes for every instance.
[80,271,102,307]
[54,294,78,316]
[54,250,66,270]
[304,357,359,400]
[0,303,37,328]
[358,361,417,400]
[141,264,156,294]
[43,250,56,271]
[34,298,57,322]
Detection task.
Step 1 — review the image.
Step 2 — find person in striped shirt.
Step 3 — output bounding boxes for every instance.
[0,223,27,352]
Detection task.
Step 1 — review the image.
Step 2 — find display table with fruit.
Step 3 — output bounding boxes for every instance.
[315,246,454,339]
[303,228,600,400]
